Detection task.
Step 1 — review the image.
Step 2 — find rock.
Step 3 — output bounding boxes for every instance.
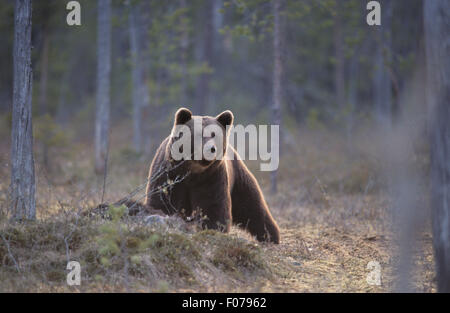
[144,215,169,226]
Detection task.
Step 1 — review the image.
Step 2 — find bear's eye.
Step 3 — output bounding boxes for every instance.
[179,146,183,153]
[211,132,215,138]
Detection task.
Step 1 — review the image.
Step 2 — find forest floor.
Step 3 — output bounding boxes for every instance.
[0,126,436,292]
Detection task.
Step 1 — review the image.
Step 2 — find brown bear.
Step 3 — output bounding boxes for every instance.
[144,108,280,244]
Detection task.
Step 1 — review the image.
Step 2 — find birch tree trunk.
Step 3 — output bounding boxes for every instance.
[11,0,35,220]
[271,0,282,194]
[95,0,111,174]
[424,0,450,293]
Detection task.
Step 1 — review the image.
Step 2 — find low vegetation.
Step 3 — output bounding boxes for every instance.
[0,127,435,292]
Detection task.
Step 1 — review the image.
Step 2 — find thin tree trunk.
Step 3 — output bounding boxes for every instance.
[129,2,148,153]
[11,0,35,220]
[346,37,369,150]
[373,0,393,127]
[179,0,189,106]
[424,0,450,293]
[195,0,214,114]
[95,0,111,174]
[333,0,345,111]
[210,0,223,113]
[346,51,358,148]
[271,0,282,194]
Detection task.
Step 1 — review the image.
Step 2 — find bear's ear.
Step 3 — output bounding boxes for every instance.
[174,108,192,125]
[216,110,234,128]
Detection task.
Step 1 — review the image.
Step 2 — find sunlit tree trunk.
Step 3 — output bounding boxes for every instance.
[424,0,450,293]
[11,0,35,220]
[95,0,111,174]
[271,0,282,194]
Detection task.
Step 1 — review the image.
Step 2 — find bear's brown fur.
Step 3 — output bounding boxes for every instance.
[145,108,280,244]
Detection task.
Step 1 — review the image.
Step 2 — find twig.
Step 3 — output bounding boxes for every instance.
[114,160,188,209]
[64,236,70,264]
[127,169,191,214]
[0,233,20,273]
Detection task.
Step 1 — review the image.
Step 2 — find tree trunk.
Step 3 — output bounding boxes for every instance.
[271,0,282,194]
[210,0,223,113]
[129,2,149,153]
[179,0,189,106]
[373,0,393,127]
[333,0,345,111]
[346,37,369,150]
[346,50,358,148]
[11,0,35,220]
[39,25,50,169]
[95,0,111,174]
[424,0,450,293]
[195,0,214,114]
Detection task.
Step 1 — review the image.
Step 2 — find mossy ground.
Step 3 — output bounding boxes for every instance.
[0,126,436,292]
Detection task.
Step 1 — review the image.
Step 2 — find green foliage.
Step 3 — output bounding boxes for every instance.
[221,0,272,42]
[96,205,127,266]
[0,0,425,141]
[92,205,201,283]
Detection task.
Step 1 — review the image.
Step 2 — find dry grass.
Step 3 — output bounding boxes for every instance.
[0,125,436,292]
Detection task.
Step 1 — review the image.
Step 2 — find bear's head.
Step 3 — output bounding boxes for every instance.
[168,107,234,171]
